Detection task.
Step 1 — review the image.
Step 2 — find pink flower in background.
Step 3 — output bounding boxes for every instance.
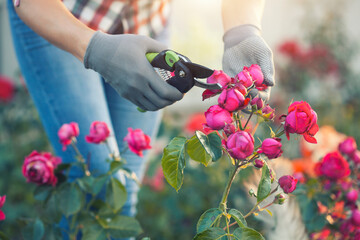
[338,137,357,156]
[85,121,110,144]
[278,175,298,193]
[218,88,249,112]
[351,151,360,164]
[352,210,360,226]
[346,190,358,203]
[225,131,254,160]
[203,105,232,130]
[124,128,151,157]
[22,151,61,186]
[284,101,319,144]
[203,70,231,100]
[315,152,350,180]
[0,195,6,221]
[258,138,283,159]
[0,75,15,102]
[58,122,79,150]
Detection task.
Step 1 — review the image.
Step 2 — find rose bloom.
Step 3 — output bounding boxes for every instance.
[58,122,80,150]
[352,151,360,164]
[124,128,151,157]
[258,138,283,159]
[245,64,265,88]
[262,104,275,120]
[225,131,254,160]
[202,70,231,100]
[278,175,298,194]
[338,137,357,156]
[0,195,6,221]
[346,189,358,203]
[203,105,232,130]
[352,210,360,227]
[218,87,249,112]
[284,101,319,144]
[85,121,110,144]
[0,75,15,102]
[314,151,350,180]
[22,151,62,186]
[250,97,264,110]
[235,69,253,88]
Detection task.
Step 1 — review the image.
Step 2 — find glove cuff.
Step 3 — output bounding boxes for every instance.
[83,31,108,70]
[223,24,261,49]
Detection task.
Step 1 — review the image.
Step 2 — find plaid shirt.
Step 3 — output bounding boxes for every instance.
[62,0,171,37]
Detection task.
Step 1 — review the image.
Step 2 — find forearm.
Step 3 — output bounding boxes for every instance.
[14,0,95,62]
[221,0,265,32]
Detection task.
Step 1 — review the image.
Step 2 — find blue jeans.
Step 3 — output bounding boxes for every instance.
[7,0,165,237]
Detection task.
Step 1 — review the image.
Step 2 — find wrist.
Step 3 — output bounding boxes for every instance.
[223,24,261,49]
[74,28,96,63]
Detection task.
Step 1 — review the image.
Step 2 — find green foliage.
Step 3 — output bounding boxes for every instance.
[57,183,84,216]
[233,227,265,240]
[193,227,227,240]
[106,177,127,213]
[21,218,45,240]
[196,208,222,233]
[256,165,271,202]
[228,209,247,228]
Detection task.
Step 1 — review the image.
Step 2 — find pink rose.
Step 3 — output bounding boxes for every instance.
[58,122,79,150]
[218,88,249,112]
[235,69,253,88]
[124,128,151,157]
[0,75,15,102]
[245,64,264,87]
[254,159,264,168]
[284,101,319,144]
[258,138,283,159]
[85,121,110,144]
[346,190,358,203]
[262,104,275,120]
[223,123,236,136]
[225,131,254,160]
[338,137,357,156]
[278,175,298,193]
[202,70,231,100]
[203,105,232,130]
[250,97,264,110]
[352,210,360,226]
[22,151,61,186]
[352,151,360,164]
[0,195,6,221]
[314,152,350,180]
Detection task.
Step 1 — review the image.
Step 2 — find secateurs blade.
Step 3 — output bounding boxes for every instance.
[146,50,222,94]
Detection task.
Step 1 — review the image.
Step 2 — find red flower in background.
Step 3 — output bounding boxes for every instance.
[85,121,110,144]
[185,113,207,134]
[278,40,304,60]
[315,151,350,180]
[0,195,6,221]
[0,75,15,102]
[124,128,151,157]
[22,151,61,186]
[58,122,80,151]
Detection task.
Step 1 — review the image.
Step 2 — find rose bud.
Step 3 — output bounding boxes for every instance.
[124,128,151,157]
[225,131,254,160]
[58,122,80,151]
[245,65,264,87]
[314,152,350,180]
[203,105,232,130]
[22,151,61,186]
[283,101,319,144]
[262,104,275,120]
[339,137,357,156]
[278,175,298,194]
[254,159,264,168]
[347,190,358,203]
[274,193,286,205]
[223,123,236,136]
[250,97,264,110]
[218,88,250,112]
[0,195,6,221]
[258,138,283,159]
[352,151,360,164]
[235,69,253,88]
[269,169,276,183]
[203,70,231,100]
[85,121,110,144]
[352,210,360,226]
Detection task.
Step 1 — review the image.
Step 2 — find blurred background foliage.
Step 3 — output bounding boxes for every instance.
[0,0,359,239]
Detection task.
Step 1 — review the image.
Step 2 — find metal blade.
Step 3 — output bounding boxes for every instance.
[183,62,214,78]
[194,80,222,90]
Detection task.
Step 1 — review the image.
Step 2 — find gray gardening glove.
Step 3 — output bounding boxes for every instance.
[84,31,183,111]
[222,24,275,102]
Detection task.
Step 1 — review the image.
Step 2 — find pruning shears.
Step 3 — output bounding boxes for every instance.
[146,50,222,93]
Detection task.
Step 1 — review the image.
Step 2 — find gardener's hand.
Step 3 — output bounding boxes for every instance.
[222,24,275,101]
[84,31,183,111]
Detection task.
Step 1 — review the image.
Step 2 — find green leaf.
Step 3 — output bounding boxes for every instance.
[33,185,52,201]
[103,215,143,238]
[106,177,127,213]
[161,137,188,191]
[228,209,247,228]
[195,131,223,162]
[77,176,95,192]
[186,135,212,166]
[196,208,222,233]
[193,228,227,240]
[92,175,109,195]
[42,193,62,223]
[82,221,107,240]
[57,183,84,216]
[233,227,265,240]
[109,161,123,174]
[21,218,45,240]
[54,163,71,173]
[257,164,271,202]
[0,232,9,240]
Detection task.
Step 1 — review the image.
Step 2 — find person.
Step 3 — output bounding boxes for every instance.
[7,0,274,238]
